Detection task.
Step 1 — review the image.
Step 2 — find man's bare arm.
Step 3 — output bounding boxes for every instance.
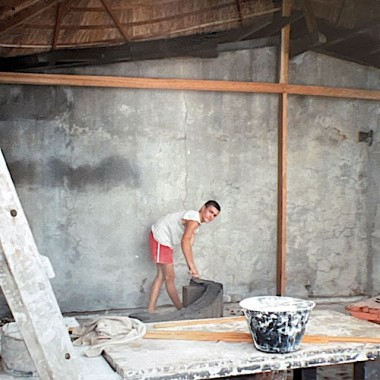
[181,220,200,278]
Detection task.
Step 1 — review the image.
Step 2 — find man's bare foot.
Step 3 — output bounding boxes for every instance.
[147,309,158,314]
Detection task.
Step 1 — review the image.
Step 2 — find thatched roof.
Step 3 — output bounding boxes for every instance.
[0,0,379,72]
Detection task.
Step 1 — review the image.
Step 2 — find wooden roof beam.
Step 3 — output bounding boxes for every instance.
[52,3,67,50]
[0,0,42,20]
[0,72,379,102]
[289,0,326,57]
[0,0,62,34]
[100,0,130,42]
[249,11,304,39]
[319,17,380,49]
[0,20,283,71]
[290,31,327,57]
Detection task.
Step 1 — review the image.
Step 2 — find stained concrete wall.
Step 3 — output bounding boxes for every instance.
[0,48,378,316]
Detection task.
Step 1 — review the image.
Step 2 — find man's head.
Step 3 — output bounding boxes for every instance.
[199,200,221,223]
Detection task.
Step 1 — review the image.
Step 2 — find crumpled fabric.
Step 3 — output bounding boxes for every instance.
[72,316,146,357]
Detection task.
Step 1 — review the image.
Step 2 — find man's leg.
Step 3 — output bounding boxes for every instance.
[148,264,164,313]
[162,264,183,310]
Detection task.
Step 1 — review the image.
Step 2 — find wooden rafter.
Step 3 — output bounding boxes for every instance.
[52,2,67,49]
[289,0,327,57]
[0,21,279,71]
[235,0,243,24]
[59,1,278,41]
[100,0,129,42]
[0,0,62,34]
[249,11,303,39]
[320,17,380,49]
[290,32,326,58]
[0,0,41,20]
[301,0,318,34]
[335,0,347,25]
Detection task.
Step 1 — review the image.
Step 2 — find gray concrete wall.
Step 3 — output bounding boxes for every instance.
[0,48,378,316]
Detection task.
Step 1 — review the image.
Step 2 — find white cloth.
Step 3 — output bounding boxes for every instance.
[72,316,146,357]
[151,210,201,248]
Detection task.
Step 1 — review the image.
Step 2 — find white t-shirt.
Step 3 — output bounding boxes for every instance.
[151,210,201,248]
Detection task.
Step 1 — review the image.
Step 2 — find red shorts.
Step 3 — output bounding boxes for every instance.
[149,232,174,264]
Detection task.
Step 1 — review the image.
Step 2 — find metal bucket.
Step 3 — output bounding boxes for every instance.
[1,322,38,377]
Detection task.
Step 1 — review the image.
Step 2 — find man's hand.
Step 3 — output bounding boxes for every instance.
[188,269,200,279]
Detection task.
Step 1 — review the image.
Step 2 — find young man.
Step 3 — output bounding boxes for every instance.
[148,200,221,313]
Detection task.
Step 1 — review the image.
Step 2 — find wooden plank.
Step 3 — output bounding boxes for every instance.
[286,84,380,101]
[153,316,245,329]
[276,0,291,297]
[145,330,253,342]
[144,330,380,344]
[0,150,82,379]
[0,72,379,101]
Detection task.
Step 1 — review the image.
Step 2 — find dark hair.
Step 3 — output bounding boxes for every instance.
[204,200,221,212]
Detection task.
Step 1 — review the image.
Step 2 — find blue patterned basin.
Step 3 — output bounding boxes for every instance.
[239,296,315,353]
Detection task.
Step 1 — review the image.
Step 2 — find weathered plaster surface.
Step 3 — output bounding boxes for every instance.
[0,49,378,315]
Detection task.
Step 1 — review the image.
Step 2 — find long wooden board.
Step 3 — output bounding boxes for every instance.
[144,330,380,344]
[0,72,380,101]
[153,316,245,329]
[276,0,291,296]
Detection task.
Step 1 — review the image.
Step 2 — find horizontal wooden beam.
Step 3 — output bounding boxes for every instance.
[0,72,379,101]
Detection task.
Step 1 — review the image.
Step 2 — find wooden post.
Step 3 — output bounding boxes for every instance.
[0,150,82,379]
[276,0,291,296]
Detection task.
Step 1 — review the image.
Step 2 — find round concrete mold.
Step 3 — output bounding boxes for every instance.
[1,322,37,377]
[239,296,315,354]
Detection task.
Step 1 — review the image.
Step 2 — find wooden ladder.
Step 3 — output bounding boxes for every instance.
[0,149,82,379]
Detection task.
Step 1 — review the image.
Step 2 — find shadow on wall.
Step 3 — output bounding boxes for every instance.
[7,155,140,190]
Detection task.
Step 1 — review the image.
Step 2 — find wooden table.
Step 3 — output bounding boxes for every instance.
[103,309,380,379]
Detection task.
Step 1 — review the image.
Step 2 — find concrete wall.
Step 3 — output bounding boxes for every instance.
[0,48,378,316]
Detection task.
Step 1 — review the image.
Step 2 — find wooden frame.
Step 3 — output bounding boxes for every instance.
[0,72,379,101]
[0,68,378,297]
